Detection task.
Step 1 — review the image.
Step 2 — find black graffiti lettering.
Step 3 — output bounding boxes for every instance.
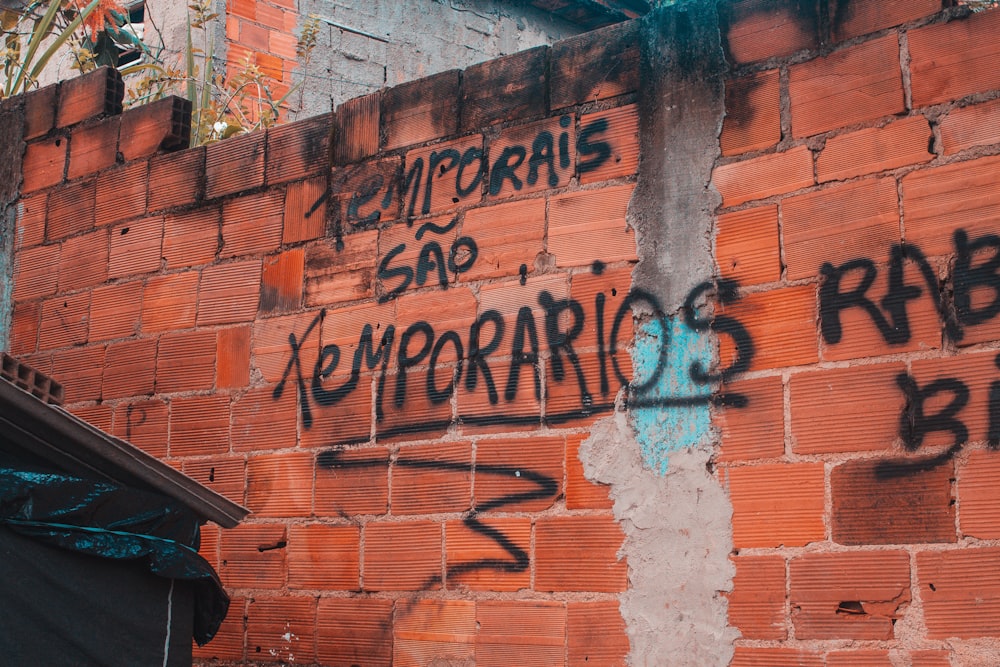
[124,404,146,440]
[539,290,590,410]
[612,288,668,393]
[427,331,464,404]
[346,173,384,226]
[415,214,459,241]
[456,146,485,198]
[273,310,325,428]
[558,115,571,169]
[377,243,413,303]
[819,259,903,345]
[989,354,1000,450]
[395,321,434,408]
[488,146,526,196]
[357,323,395,421]
[416,241,448,288]
[424,148,462,215]
[311,343,359,407]
[527,131,558,188]
[466,309,505,404]
[505,306,541,402]
[595,291,610,395]
[953,229,1000,330]
[402,157,424,220]
[448,236,478,274]
[578,117,612,174]
[684,279,755,383]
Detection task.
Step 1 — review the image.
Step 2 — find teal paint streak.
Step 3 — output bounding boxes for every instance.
[0,205,16,352]
[630,316,714,475]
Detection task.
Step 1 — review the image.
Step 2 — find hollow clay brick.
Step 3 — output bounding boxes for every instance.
[216,325,251,389]
[218,523,287,589]
[718,285,818,371]
[67,117,119,180]
[109,216,163,279]
[57,226,108,291]
[95,161,147,227]
[817,115,934,183]
[731,647,824,667]
[444,518,531,591]
[245,597,317,664]
[721,69,781,157]
[314,447,389,516]
[713,145,814,208]
[156,329,216,394]
[392,441,472,515]
[39,291,90,351]
[829,0,944,43]
[103,337,156,400]
[475,600,566,667]
[198,259,263,326]
[47,178,96,241]
[333,91,380,165]
[939,97,1000,155]
[726,462,825,548]
[169,393,231,457]
[567,601,628,666]
[551,19,638,109]
[162,206,219,269]
[21,136,67,193]
[729,555,787,640]
[118,96,191,161]
[113,398,168,459]
[50,344,105,404]
[364,521,442,591]
[461,46,547,131]
[909,9,1000,108]
[206,131,265,199]
[382,69,460,151]
[715,204,781,286]
[720,0,820,65]
[183,456,246,506]
[715,374,784,463]
[789,34,904,138]
[266,112,331,185]
[23,84,57,140]
[142,271,198,333]
[147,147,203,211]
[315,598,392,667]
[283,176,327,244]
[918,547,1000,639]
[246,451,314,517]
[535,514,627,592]
[287,524,360,590]
[56,67,123,128]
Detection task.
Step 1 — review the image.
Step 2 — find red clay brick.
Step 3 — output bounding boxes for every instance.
[169,393,230,457]
[566,433,613,509]
[567,601,628,667]
[958,450,1000,539]
[909,650,953,667]
[721,0,819,64]
[182,456,245,506]
[377,369,454,443]
[246,451,314,517]
[13,243,59,301]
[789,34,904,138]
[489,116,574,200]
[475,436,562,512]
[221,190,284,258]
[282,176,327,244]
[50,345,105,403]
[245,596,316,664]
[47,178,96,241]
[716,375,784,462]
[461,46,546,132]
[714,146,814,208]
[147,147,203,212]
[162,206,218,269]
[402,135,484,215]
[287,524,360,591]
[535,514,626,592]
[790,550,910,640]
[219,523,286,589]
[783,177,899,281]
[475,600,565,667]
[458,199,545,282]
[300,370,374,447]
[113,398,168,458]
[55,67,123,128]
[580,104,639,184]
[903,153,1000,258]
[909,9,1000,107]
[39,292,90,351]
[394,599,474,665]
[314,446,389,516]
[304,233,377,307]
[9,302,40,356]
[232,384,296,451]
[15,193,46,250]
[826,650,893,667]
[315,598,392,667]
[918,547,1000,639]
[726,462,825,548]
[21,137,67,193]
[722,69,781,156]
[58,227,109,291]
[550,20,638,109]
[832,457,956,545]
[832,1,943,41]
[333,91,380,165]
[118,96,190,161]
[549,184,637,268]
[109,216,163,279]
[216,326,251,389]
[729,555,786,640]
[67,117,119,180]
[364,521,442,591]
[817,116,934,183]
[940,98,1000,155]
[457,357,542,434]
[730,648,825,667]
[546,350,627,427]
[68,403,113,432]
[260,248,303,314]
[206,130,265,199]
[381,70,460,151]
[719,285,818,371]
[252,311,319,383]
[141,271,198,333]
[23,85,56,140]
[156,329,216,394]
[908,352,996,448]
[375,216,457,297]
[95,161,147,227]
[790,363,906,454]
[198,259,262,326]
[445,518,531,591]
[266,113,331,184]
[392,442,471,515]
[103,337,157,399]
[715,204,781,286]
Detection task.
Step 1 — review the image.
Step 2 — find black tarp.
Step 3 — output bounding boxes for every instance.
[0,460,229,654]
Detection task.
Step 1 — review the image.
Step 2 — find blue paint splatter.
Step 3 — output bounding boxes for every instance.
[630,316,714,475]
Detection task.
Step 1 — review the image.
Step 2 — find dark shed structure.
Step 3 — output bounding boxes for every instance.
[0,354,248,666]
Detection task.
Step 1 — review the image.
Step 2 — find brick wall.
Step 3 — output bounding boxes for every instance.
[8,0,1000,664]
